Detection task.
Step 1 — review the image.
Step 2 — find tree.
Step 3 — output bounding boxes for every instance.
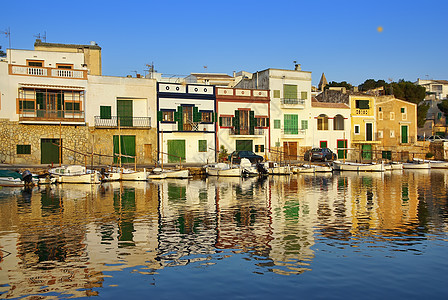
[325,81,353,91]
[0,46,5,57]
[359,79,388,91]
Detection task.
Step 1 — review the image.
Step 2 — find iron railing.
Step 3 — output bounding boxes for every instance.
[19,109,85,121]
[94,116,151,128]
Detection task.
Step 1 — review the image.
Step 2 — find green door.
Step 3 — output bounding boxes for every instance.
[41,138,61,164]
[401,126,408,143]
[320,141,327,148]
[337,140,347,159]
[167,140,186,163]
[236,140,253,151]
[117,100,133,127]
[113,135,136,163]
[362,144,372,160]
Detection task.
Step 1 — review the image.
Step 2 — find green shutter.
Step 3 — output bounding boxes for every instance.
[177,106,183,131]
[249,110,255,135]
[233,110,240,134]
[17,145,31,154]
[113,135,135,163]
[301,120,308,130]
[193,106,201,122]
[284,114,298,134]
[266,118,269,127]
[101,106,112,119]
[167,140,186,163]
[301,91,307,100]
[219,116,223,126]
[273,90,280,98]
[274,119,281,129]
[157,111,163,122]
[283,85,298,100]
[117,100,133,127]
[401,126,408,143]
[198,140,207,152]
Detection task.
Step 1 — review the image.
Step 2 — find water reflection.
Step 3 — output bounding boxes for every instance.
[0,171,447,298]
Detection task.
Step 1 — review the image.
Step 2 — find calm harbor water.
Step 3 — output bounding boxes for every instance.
[0,170,447,299]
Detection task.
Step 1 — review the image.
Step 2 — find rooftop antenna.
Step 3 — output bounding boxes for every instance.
[1,27,11,63]
[34,31,47,42]
[203,65,208,72]
[145,62,155,78]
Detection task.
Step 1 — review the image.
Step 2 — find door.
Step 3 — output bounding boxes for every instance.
[41,138,61,164]
[362,144,372,160]
[236,140,253,151]
[337,139,347,159]
[401,125,408,143]
[117,100,133,127]
[366,123,373,141]
[182,106,193,131]
[320,141,327,148]
[113,135,136,163]
[167,140,186,163]
[239,110,249,135]
[283,141,297,160]
[144,144,153,162]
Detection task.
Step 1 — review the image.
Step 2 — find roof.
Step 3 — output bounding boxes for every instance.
[311,97,350,109]
[34,39,102,50]
[190,73,233,79]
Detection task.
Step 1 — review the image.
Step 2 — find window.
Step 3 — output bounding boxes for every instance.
[17,145,31,154]
[378,107,382,111]
[354,125,360,134]
[355,100,370,109]
[255,145,265,152]
[378,130,383,139]
[333,115,344,130]
[317,114,329,130]
[162,110,175,122]
[283,84,297,100]
[27,60,44,67]
[390,130,395,138]
[219,116,232,127]
[65,102,80,111]
[401,107,406,114]
[390,112,395,120]
[284,114,298,134]
[56,64,73,69]
[201,111,212,123]
[301,91,307,100]
[274,119,281,129]
[301,120,308,130]
[437,112,442,120]
[273,90,280,98]
[256,117,268,127]
[100,106,111,119]
[198,140,207,152]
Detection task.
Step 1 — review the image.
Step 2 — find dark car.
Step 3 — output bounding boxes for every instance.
[228,150,264,164]
[304,148,337,162]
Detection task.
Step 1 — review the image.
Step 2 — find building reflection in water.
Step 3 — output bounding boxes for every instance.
[0,169,447,298]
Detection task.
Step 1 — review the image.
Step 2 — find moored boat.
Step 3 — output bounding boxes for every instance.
[0,170,25,186]
[205,163,242,177]
[402,161,431,169]
[49,165,101,184]
[332,161,385,172]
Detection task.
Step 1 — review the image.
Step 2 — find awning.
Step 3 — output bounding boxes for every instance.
[19,83,86,90]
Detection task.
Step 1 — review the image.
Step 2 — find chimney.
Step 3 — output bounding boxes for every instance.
[233,71,236,77]
[294,64,301,71]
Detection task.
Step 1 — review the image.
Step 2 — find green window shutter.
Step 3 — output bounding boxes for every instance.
[283,85,298,100]
[357,100,370,109]
[198,140,207,152]
[260,145,264,152]
[266,118,270,127]
[117,100,133,127]
[219,116,223,126]
[17,145,31,154]
[274,119,281,129]
[273,90,280,98]
[100,106,112,119]
[177,106,184,131]
[301,91,307,100]
[255,145,259,152]
[36,92,44,109]
[233,110,240,134]
[284,114,298,134]
[157,111,163,122]
[193,106,201,122]
[249,110,255,135]
[301,120,308,130]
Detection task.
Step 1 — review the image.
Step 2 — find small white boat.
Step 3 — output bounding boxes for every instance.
[162,169,190,179]
[295,164,333,173]
[206,163,242,177]
[121,168,148,181]
[402,160,431,169]
[424,160,448,169]
[0,170,24,186]
[267,162,292,175]
[332,161,385,172]
[49,165,101,184]
[147,168,167,180]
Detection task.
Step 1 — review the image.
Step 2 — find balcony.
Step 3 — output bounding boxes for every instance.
[9,65,88,80]
[281,98,305,109]
[95,116,151,128]
[19,109,85,123]
[229,127,265,136]
[281,128,306,138]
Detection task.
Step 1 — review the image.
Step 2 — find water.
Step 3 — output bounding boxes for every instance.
[0,170,447,299]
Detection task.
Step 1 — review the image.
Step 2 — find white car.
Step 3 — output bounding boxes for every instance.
[426,135,448,142]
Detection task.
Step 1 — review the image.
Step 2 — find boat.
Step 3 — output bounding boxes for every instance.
[422,159,448,169]
[294,164,333,173]
[402,159,431,169]
[266,162,292,175]
[0,170,25,186]
[147,167,189,179]
[49,165,101,184]
[205,163,242,177]
[387,162,403,170]
[121,168,148,181]
[332,161,385,172]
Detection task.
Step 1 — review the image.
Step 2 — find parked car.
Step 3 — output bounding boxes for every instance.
[303,148,337,162]
[426,135,448,142]
[228,150,264,164]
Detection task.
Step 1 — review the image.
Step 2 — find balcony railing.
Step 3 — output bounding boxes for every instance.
[281,128,306,136]
[10,65,87,79]
[95,116,151,128]
[19,109,85,122]
[229,127,265,136]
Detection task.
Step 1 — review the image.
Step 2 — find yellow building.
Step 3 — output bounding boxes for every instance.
[350,95,380,161]
[375,96,419,160]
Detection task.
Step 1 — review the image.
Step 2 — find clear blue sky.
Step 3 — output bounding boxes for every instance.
[2,0,447,86]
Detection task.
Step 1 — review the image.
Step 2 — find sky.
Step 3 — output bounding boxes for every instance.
[1,0,447,87]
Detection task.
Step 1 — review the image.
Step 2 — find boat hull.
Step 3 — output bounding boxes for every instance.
[55,173,101,184]
[121,170,147,181]
[333,161,385,172]
[403,162,431,169]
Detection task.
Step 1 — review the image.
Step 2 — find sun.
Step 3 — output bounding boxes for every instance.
[377,26,383,33]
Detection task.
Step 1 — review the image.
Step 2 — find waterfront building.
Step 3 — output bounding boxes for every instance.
[375,96,419,161]
[215,87,270,160]
[310,97,350,159]
[235,65,313,161]
[156,82,216,164]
